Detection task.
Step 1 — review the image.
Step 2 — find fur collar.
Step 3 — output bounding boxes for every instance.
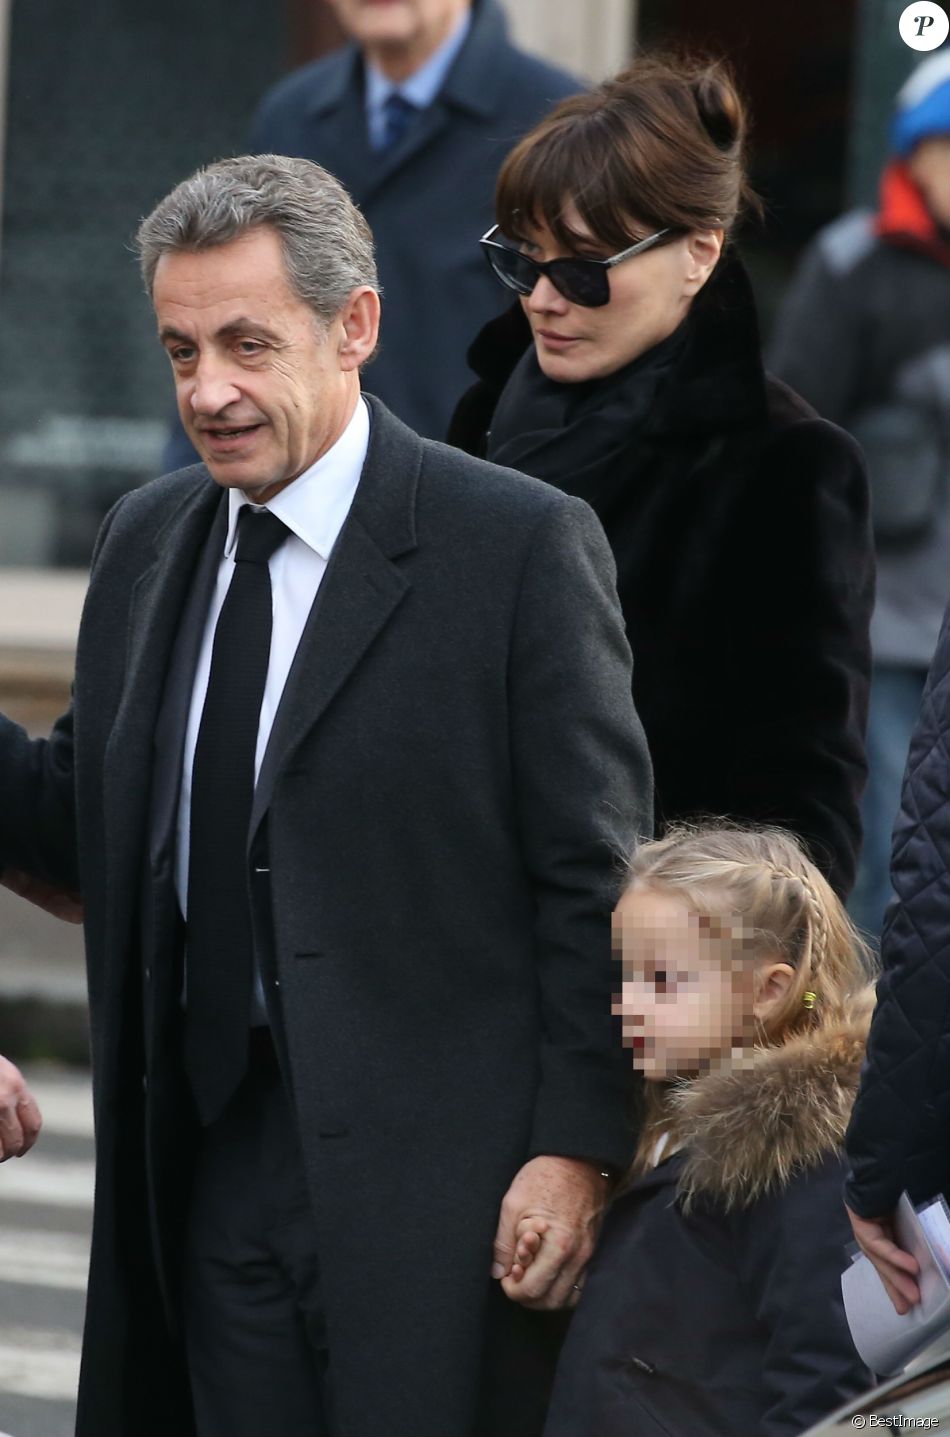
[668,992,874,1211]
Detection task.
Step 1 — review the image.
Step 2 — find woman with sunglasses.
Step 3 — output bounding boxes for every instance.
[448,55,873,899]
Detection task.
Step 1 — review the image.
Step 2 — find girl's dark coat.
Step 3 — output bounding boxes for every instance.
[448,256,874,897]
[543,1014,875,1437]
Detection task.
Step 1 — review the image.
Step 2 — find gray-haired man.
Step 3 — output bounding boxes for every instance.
[0,155,651,1437]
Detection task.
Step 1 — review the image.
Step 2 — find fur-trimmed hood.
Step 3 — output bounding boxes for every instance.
[668,991,875,1211]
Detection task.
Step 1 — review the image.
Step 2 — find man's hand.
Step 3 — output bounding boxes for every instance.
[0,1054,42,1160]
[491,1155,609,1310]
[1,868,83,924]
[847,1205,921,1313]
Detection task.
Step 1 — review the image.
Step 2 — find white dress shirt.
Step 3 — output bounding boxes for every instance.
[175,396,370,1018]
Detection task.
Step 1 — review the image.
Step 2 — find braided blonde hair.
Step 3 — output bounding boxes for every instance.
[626,822,871,1038]
[623,823,875,1177]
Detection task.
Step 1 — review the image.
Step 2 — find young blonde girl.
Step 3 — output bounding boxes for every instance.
[524,825,876,1437]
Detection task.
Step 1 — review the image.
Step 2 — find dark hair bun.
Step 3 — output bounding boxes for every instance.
[494,50,758,244]
[691,63,745,153]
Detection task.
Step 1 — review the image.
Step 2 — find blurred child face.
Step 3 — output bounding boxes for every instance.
[908,135,950,231]
[612,885,756,1081]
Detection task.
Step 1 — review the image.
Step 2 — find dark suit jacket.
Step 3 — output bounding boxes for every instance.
[0,397,652,1437]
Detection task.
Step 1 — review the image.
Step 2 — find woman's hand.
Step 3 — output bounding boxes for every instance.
[847,1205,921,1313]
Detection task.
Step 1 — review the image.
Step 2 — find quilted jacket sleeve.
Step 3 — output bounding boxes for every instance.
[846,610,950,1215]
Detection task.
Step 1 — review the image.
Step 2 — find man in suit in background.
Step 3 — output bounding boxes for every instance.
[164,0,579,469]
[0,154,652,1436]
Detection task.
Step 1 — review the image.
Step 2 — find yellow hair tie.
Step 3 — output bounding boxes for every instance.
[802,991,817,1010]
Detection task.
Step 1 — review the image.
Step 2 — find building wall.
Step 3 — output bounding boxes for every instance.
[502,0,636,79]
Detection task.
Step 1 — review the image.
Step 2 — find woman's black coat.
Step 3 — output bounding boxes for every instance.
[448,256,874,897]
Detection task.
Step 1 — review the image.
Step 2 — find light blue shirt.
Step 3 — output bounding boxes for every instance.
[364,8,472,151]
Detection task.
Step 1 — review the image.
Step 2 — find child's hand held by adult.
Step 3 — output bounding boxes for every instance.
[491,1155,608,1309]
[507,1216,548,1284]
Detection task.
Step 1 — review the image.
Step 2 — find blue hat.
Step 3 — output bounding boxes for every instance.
[892,52,950,154]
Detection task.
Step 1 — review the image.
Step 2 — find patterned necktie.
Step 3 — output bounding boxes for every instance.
[381,91,419,150]
[183,506,290,1125]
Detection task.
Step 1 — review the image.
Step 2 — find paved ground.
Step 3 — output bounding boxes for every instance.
[0,1064,92,1437]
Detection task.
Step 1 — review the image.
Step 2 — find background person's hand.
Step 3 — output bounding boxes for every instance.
[0,1053,42,1159]
[1,867,83,923]
[492,1155,609,1309]
[847,1205,921,1313]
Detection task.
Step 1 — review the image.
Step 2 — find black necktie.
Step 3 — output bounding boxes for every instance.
[184,506,290,1125]
[380,92,418,150]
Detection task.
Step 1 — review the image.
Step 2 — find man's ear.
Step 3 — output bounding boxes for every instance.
[752,960,797,1023]
[683,228,724,297]
[338,286,381,371]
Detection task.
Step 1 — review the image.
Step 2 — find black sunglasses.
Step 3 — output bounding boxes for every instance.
[479,224,676,308]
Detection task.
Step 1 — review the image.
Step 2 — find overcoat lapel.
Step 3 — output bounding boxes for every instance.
[250,397,420,837]
[101,476,222,966]
[303,56,457,210]
[301,53,377,206]
[149,497,228,868]
[360,102,455,203]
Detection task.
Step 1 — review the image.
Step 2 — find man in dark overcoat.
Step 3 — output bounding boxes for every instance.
[0,155,652,1437]
[164,0,580,472]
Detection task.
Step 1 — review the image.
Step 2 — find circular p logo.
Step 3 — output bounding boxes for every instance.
[900,2,950,49]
